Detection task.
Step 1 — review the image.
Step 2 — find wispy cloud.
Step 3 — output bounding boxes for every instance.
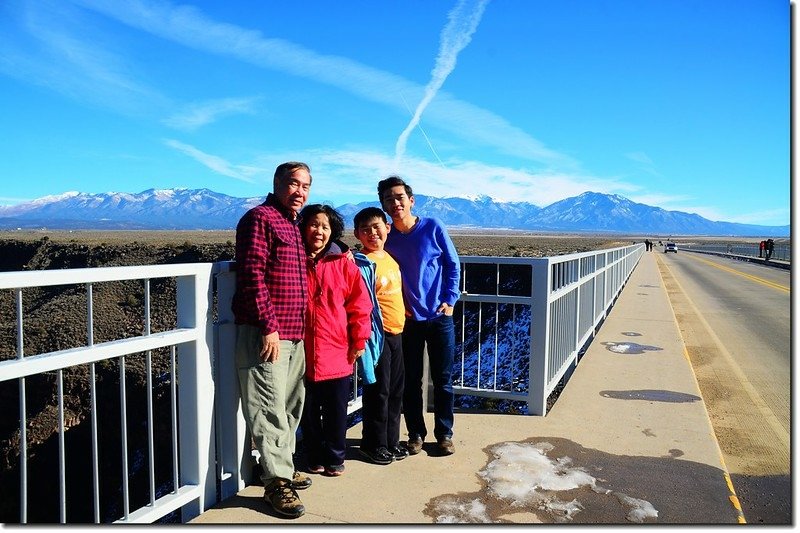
[159,142,790,225]
[0,196,34,206]
[625,151,661,177]
[254,148,634,207]
[163,139,262,183]
[727,208,790,225]
[71,0,570,168]
[627,194,784,225]
[395,0,490,165]
[163,96,260,130]
[0,0,166,116]
[625,152,654,166]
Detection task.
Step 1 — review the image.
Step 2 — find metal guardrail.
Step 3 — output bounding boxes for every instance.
[453,244,644,415]
[0,264,216,524]
[681,242,790,262]
[1,243,644,523]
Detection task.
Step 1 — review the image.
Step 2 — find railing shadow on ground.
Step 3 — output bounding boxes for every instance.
[0,244,643,524]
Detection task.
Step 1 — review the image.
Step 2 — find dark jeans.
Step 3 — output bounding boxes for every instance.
[300,376,351,467]
[402,314,455,441]
[361,333,404,450]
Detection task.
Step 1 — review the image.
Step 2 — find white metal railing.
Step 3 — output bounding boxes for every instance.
[0,264,216,524]
[1,243,644,523]
[454,244,644,415]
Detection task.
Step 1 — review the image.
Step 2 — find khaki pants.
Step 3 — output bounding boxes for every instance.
[235,325,306,483]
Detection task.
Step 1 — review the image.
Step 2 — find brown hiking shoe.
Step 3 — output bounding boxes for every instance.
[264,478,305,518]
[291,471,312,490]
[405,436,423,455]
[437,437,455,456]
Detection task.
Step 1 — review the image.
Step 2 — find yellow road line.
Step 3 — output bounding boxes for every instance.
[683,254,789,292]
[659,255,790,449]
[657,256,747,523]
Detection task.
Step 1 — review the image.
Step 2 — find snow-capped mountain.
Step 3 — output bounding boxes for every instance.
[0,189,788,236]
[0,188,263,230]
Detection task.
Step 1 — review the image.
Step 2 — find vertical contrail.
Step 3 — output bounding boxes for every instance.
[394,0,490,167]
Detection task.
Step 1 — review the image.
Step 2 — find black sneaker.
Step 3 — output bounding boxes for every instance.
[359,446,394,465]
[388,444,409,461]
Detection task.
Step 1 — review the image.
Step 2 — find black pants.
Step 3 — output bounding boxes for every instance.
[361,333,404,450]
[301,375,351,467]
[402,315,456,441]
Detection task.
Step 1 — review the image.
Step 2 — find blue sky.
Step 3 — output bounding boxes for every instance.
[0,0,790,226]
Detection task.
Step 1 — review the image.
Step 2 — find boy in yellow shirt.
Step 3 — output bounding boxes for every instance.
[352,207,408,465]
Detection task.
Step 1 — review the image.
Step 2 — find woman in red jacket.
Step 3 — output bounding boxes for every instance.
[299,204,372,477]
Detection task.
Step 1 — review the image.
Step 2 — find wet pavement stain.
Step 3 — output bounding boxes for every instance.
[642,428,656,437]
[639,284,660,288]
[621,331,642,337]
[424,437,740,524]
[602,342,663,354]
[599,389,701,403]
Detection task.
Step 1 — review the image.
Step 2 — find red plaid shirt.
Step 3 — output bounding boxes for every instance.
[232,194,307,339]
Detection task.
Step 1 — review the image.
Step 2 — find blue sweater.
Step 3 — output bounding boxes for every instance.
[385,217,461,321]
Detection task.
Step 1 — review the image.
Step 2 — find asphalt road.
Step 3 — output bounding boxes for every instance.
[654,250,791,524]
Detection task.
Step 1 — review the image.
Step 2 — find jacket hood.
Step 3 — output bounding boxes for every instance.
[316,239,349,260]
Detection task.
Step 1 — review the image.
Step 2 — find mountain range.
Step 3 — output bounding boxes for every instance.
[0,188,788,237]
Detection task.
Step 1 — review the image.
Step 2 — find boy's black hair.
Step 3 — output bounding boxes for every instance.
[353,207,388,230]
[377,175,413,201]
[299,204,344,243]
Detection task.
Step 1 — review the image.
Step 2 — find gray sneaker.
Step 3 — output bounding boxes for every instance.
[264,478,305,518]
[437,437,455,456]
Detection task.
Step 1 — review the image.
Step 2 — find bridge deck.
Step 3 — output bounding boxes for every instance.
[192,253,742,524]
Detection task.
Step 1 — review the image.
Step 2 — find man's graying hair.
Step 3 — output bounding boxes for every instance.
[274,161,312,188]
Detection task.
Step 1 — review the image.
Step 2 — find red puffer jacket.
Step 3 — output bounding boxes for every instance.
[304,246,373,382]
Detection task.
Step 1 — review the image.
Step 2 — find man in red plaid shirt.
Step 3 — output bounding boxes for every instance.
[233,161,313,518]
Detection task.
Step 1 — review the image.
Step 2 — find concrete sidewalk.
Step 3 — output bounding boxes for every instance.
[192,253,743,524]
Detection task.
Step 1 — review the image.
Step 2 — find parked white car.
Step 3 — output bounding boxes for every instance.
[665,242,678,253]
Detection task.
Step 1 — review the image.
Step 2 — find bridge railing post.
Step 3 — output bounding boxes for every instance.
[212,264,251,498]
[176,269,217,522]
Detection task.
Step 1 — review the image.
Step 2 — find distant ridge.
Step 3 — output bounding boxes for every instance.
[0,188,788,237]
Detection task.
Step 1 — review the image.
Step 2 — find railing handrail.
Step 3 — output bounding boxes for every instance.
[0,262,213,290]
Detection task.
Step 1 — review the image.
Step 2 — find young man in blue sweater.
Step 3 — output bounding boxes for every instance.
[378,176,461,456]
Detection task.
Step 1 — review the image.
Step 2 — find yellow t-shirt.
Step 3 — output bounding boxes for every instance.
[367,251,405,334]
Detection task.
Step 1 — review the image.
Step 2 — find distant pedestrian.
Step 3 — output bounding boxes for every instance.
[759,240,765,258]
[765,239,774,261]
